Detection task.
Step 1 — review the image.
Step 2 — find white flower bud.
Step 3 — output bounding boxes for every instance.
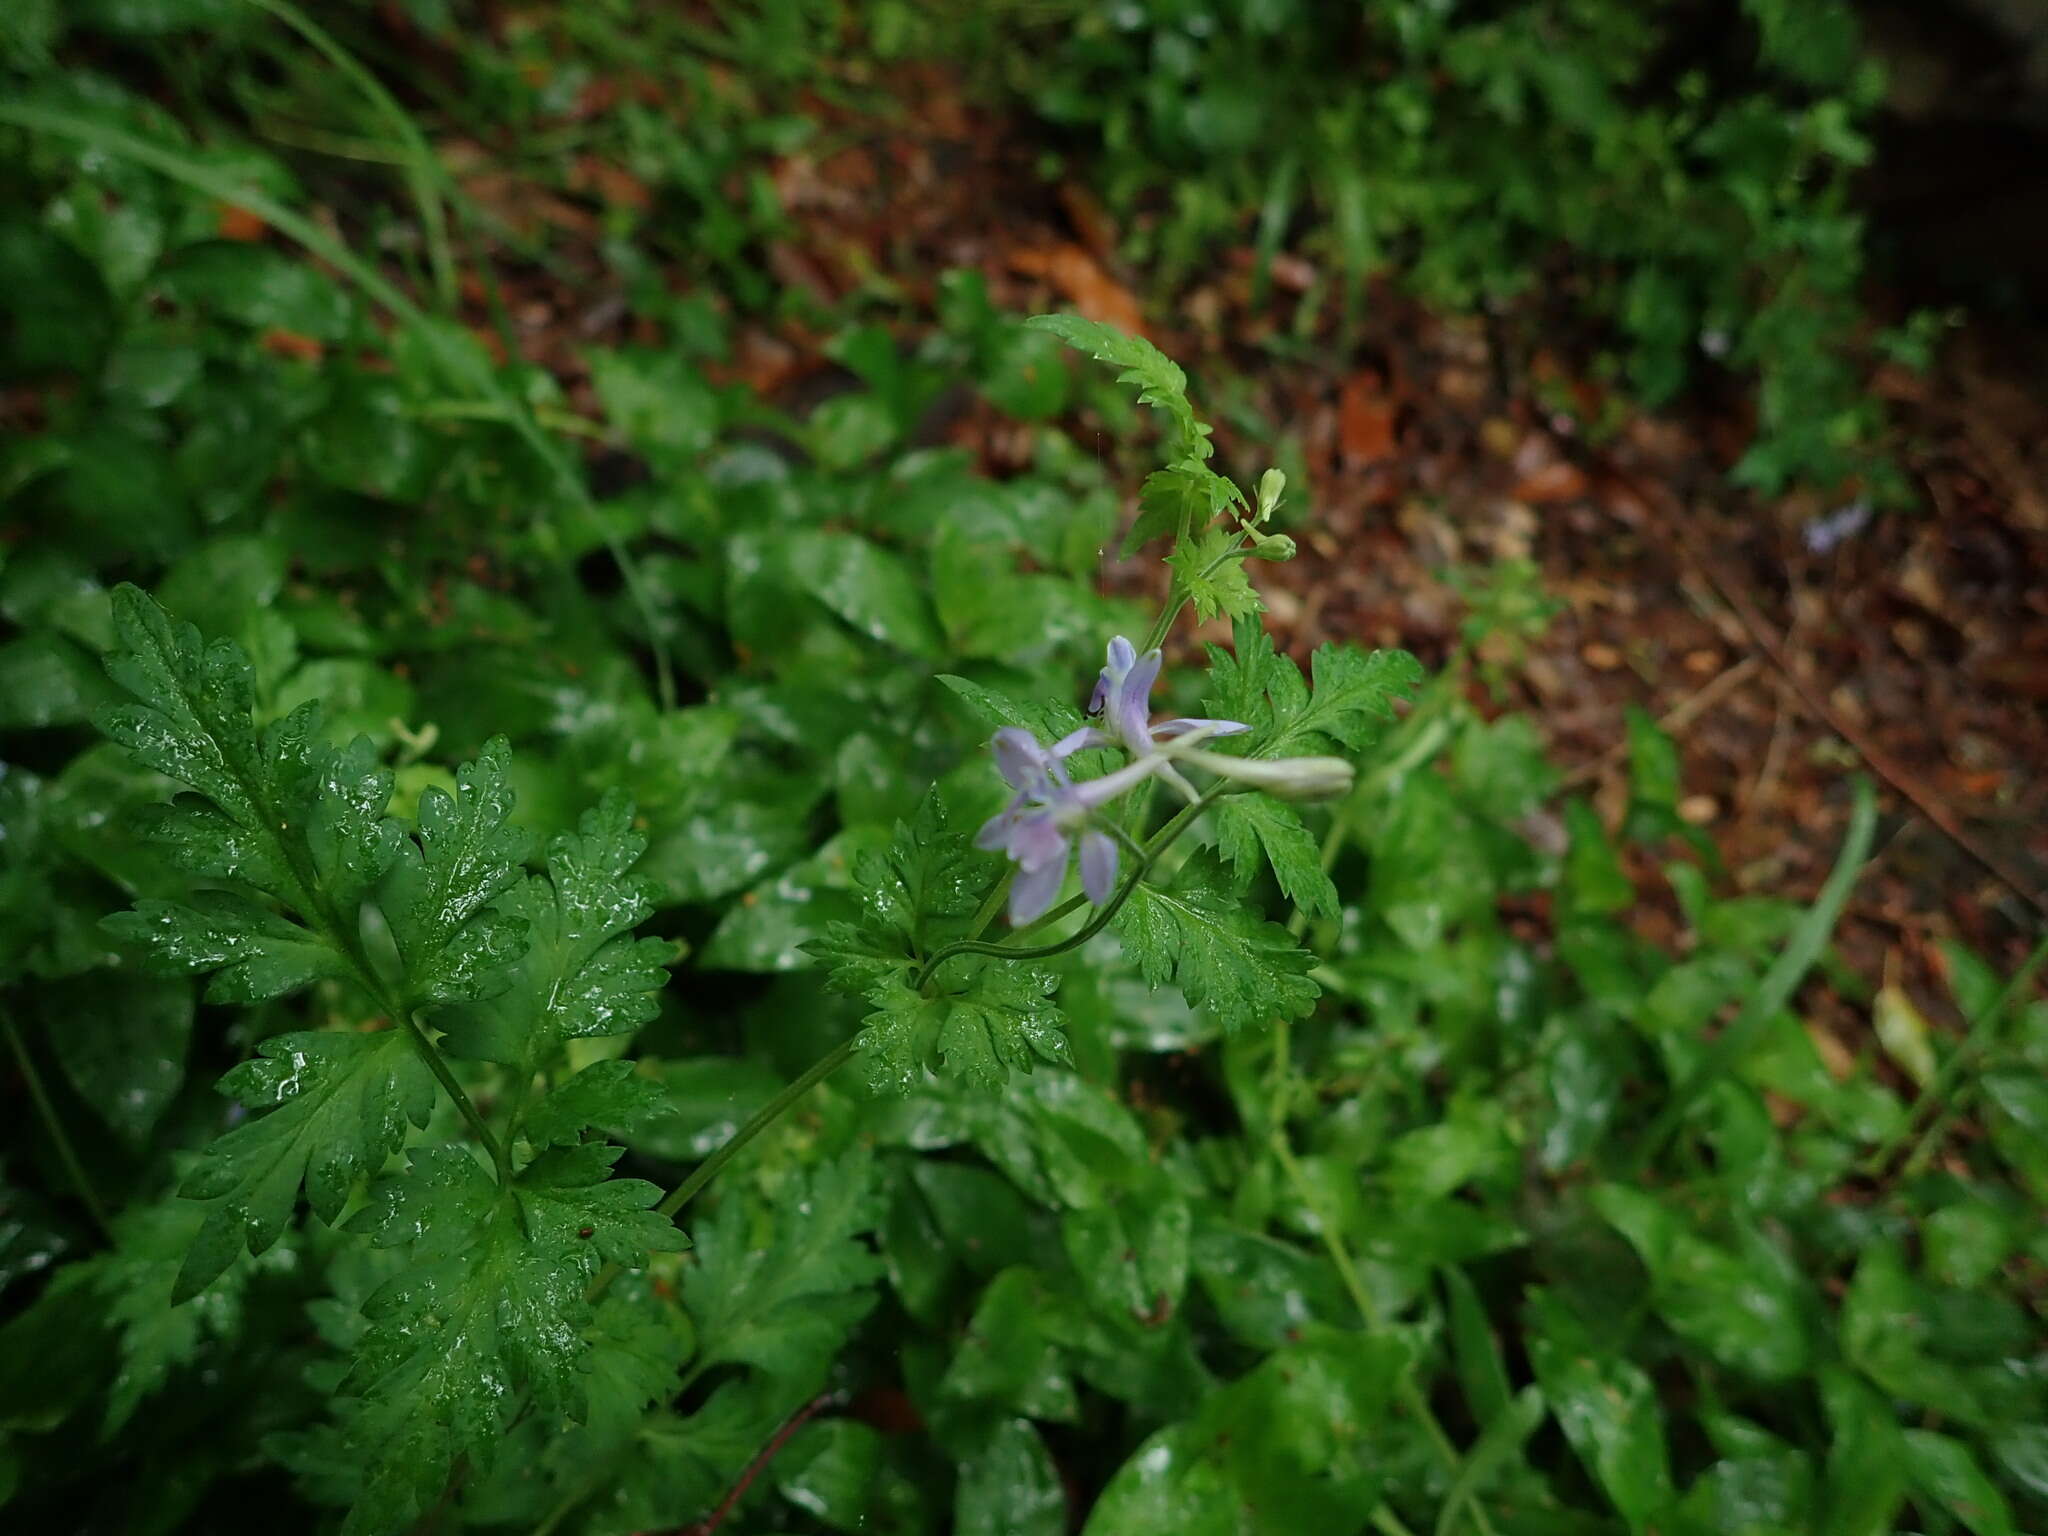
[1174,749,1355,802]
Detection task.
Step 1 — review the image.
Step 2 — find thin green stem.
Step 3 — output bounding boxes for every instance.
[960,874,1013,948]
[913,787,1225,990]
[583,1037,861,1307]
[248,0,458,311]
[1260,791,1495,1535]
[1268,1129,1497,1536]
[1009,891,1086,946]
[251,115,411,164]
[381,992,506,1175]
[3,1005,114,1243]
[655,1040,858,1221]
[1139,529,1252,655]
[1863,932,2048,1179]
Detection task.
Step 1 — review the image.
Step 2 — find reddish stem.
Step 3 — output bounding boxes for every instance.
[665,1393,836,1536]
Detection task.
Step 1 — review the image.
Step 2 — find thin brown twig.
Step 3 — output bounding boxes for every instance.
[1558,653,1760,791]
[1600,465,2048,923]
[1740,674,1794,825]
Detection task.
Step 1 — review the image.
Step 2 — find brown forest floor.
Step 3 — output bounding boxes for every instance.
[453,57,2048,1049]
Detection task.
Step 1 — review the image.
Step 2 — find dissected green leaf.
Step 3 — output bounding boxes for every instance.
[1202,614,1420,761]
[1166,526,1263,622]
[805,793,993,987]
[856,960,1072,1094]
[96,583,404,952]
[439,791,668,1068]
[1128,459,1239,555]
[105,890,342,1003]
[1115,852,1317,1033]
[337,1141,685,1534]
[379,736,531,1007]
[685,1150,881,1388]
[91,1197,272,1435]
[521,1059,670,1148]
[1024,313,1209,462]
[174,1030,434,1300]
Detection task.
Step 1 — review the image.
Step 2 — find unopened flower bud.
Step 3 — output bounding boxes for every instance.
[1175,749,1355,801]
[1256,468,1287,521]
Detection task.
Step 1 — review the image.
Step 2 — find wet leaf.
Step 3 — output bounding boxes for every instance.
[43,970,192,1147]
[956,1417,1066,1536]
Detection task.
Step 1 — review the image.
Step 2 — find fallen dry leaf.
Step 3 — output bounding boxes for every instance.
[1338,372,1397,464]
[1513,459,1591,505]
[569,157,652,212]
[261,328,323,363]
[1007,244,1146,337]
[217,203,266,242]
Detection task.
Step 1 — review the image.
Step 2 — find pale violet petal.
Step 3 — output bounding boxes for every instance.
[1049,726,1111,757]
[1008,854,1066,925]
[991,727,1049,792]
[1115,648,1162,748]
[975,800,1026,851]
[1079,829,1118,904]
[1088,669,1112,715]
[1010,812,1068,872]
[1107,636,1137,672]
[1070,755,1163,809]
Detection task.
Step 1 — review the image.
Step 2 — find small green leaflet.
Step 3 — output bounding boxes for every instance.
[1166,526,1263,622]
[1023,314,1212,464]
[803,793,993,987]
[105,890,343,1003]
[94,586,405,999]
[850,795,987,950]
[96,582,274,840]
[1115,853,1318,1032]
[173,1030,434,1301]
[337,1142,687,1536]
[438,792,670,1071]
[1127,459,1242,556]
[1210,794,1338,919]
[686,1149,882,1388]
[96,585,404,914]
[1203,614,1421,760]
[856,960,1072,1094]
[379,736,532,1007]
[521,1059,671,1148]
[91,1198,280,1435]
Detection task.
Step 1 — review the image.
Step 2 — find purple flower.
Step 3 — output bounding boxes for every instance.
[975,727,1156,925]
[973,636,1351,926]
[1090,636,1248,755]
